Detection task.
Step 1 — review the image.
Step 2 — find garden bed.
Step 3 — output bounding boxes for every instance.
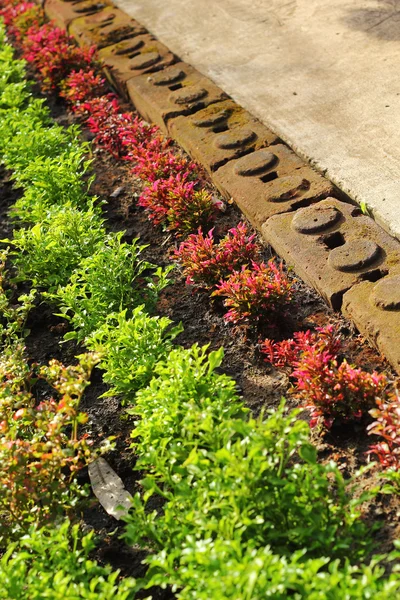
[1,3,400,598]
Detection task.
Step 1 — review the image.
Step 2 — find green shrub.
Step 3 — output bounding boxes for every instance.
[0,521,136,599]
[0,29,30,111]
[87,307,183,400]
[124,346,376,594]
[3,123,83,174]
[0,249,35,347]
[137,538,400,599]
[6,202,105,289]
[54,233,172,342]
[0,98,52,155]
[10,150,94,223]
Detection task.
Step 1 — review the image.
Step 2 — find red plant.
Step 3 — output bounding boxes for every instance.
[119,117,158,157]
[368,395,400,469]
[139,174,222,234]
[59,69,107,106]
[138,176,180,226]
[212,260,293,324]
[166,186,222,235]
[294,351,387,429]
[174,222,261,287]
[89,112,134,158]
[0,0,25,7]
[0,1,44,40]
[76,94,120,122]
[82,101,157,159]
[261,325,342,369]
[21,24,97,91]
[261,330,317,369]
[132,135,197,181]
[262,325,388,428]
[0,349,99,530]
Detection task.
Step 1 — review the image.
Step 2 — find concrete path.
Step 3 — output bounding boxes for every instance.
[115,0,400,239]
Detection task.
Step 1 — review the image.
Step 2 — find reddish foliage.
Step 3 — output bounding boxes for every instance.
[59,69,107,106]
[76,94,121,122]
[261,325,388,428]
[139,174,222,234]
[80,98,157,159]
[261,330,317,369]
[261,325,341,369]
[174,222,261,287]
[368,395,400,469]
[212,260,293,324]
[294,350,387,429]
[132,135,197,181]
[88,112,135,159]
[21,23,97,91]
[0,1,44,40]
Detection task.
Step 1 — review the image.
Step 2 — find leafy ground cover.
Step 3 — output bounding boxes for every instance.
[1,2,400,597]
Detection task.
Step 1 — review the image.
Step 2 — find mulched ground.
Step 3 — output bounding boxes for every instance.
[2,86,399,588]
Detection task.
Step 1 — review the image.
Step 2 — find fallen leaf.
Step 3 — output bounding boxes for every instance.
[88,457,132,520]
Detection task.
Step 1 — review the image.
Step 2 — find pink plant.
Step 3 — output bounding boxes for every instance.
[59,69,107,106]
[262,325,388,428]
[138,176,180,226]
[132,135,197,181]
[212,260,293,324]
[261,325,342,369]
[368,395,400,469]
[0,1,43,40]
[294,351,387,428]
[76,94,121,123]
[120,119,158,155]
[21,24,97,92]
[89,112,137,159]
[139,174,221,234]
[174,222,261,287]
[167,187,222,235]
[82,102,157,159]
[261,330,317,368]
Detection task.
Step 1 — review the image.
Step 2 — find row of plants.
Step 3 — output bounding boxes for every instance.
[19,0,398,440]
[7,0,394,436]
[0,23,142,597]
[1,3,400,597]
[0,0,298,327]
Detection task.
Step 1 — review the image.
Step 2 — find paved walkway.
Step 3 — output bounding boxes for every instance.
[115,0,400,239]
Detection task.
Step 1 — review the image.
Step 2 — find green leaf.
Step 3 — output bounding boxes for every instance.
[299,443,317,464]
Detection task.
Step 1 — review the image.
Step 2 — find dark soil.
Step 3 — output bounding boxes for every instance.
[3,86,400,587]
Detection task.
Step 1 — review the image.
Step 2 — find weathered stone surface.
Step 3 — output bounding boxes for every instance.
[172,87,208,104]
[98,35,175,98]
[262,198,400,309]
[44,0,113,31]
[169,100,279,173]
[292,205,341,234]
[69,7,146,49]
[214,128,256,149]
[212,146,333,228]
[343,276,400,374]
[151,67,185,86]
[371,275,400,311]
[126,62,228,133]
[328,239,381,273]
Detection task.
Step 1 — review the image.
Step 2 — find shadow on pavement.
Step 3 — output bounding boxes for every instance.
[343,0,400,40]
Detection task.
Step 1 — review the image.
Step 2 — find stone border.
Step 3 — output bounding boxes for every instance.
[41,0,400,375]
